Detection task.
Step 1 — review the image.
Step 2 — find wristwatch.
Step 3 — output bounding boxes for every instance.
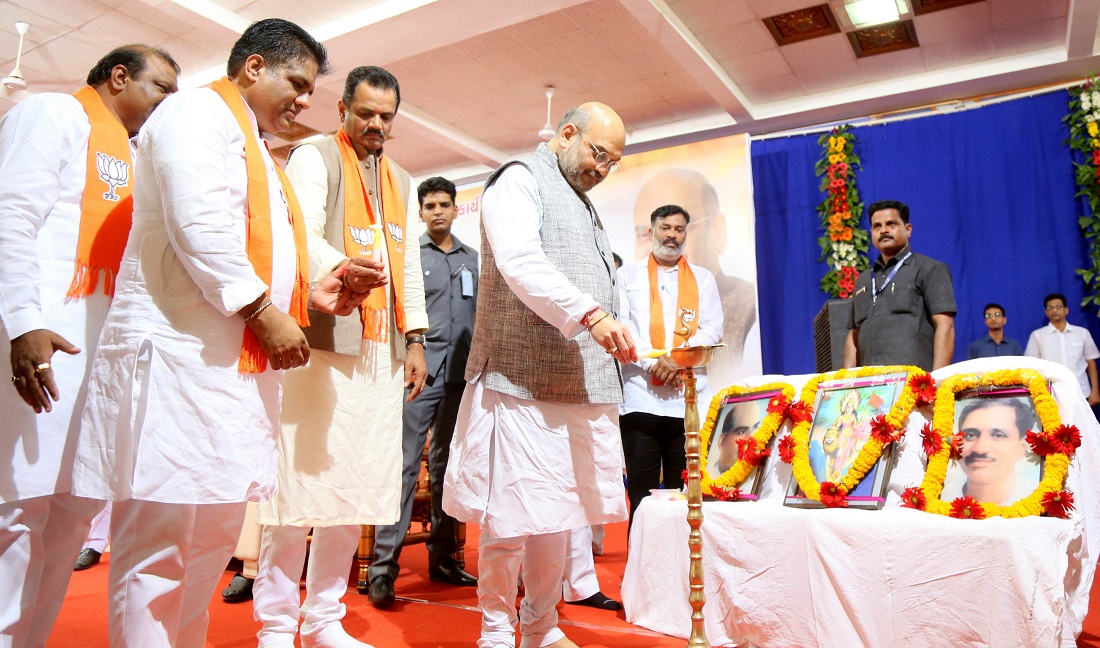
[405,334,426,348]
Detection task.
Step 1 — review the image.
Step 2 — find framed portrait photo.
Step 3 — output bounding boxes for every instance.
[785,371,909,509]
[701,388,785,499]
[939,388,1043,507]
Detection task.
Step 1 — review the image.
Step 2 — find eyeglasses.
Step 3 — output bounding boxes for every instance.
[984,312,1004,319]
[582,135,620,174]
[1045,305,1066,312]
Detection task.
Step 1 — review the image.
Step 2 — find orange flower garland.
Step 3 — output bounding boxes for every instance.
[906,369,1074,519]
[698,382,796,496]
[815,124,869,299]
[789,366,925,504]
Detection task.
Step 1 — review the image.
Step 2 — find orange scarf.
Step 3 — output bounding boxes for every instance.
[68,86,133,299]
[209,77,311,373]
[648,254,699,350]
[335,128,406,341]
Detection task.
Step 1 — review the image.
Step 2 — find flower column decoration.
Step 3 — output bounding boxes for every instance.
[1067,80,1100,309]
[815,125,869,299]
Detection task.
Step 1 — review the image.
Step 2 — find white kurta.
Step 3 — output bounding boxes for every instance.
[616,257,723,418]
[442,165,628,539]
[0,93,112,503]
[72,88,297,505]
[256,143,428,527]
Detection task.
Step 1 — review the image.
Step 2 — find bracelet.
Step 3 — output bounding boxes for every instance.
[580,306,601,328]
[586,312,610,330]
[244,299,273,322]
[405,334,426,348]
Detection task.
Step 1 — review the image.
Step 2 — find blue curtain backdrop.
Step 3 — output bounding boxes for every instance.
[752,90,1100,375]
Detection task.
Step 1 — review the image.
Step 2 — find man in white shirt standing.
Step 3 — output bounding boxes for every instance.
[617,204,723,528]
[1025,292,1100,405]
[71,20,367,647]
[0,45,179,647]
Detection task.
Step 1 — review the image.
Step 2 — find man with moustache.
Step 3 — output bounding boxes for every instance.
[368,176,478,608]
[71,20,365,646]
[251,65,428,648]
[617,204,722,526]
[955,398,1038,505]
[444,104,637,648]
[844,200,956,371]
[0,44,179,647]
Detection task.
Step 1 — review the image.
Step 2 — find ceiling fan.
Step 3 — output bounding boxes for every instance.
[538,86,556,141]
[2,22,33,103]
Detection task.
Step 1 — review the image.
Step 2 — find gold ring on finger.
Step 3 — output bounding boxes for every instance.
[11,375,22,384]
[34,363,50,374]
[608,346,619,353]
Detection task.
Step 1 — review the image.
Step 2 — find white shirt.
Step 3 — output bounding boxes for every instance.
[73,88,297,504]
[0,93,113,502]
[617,257,723,418]
[1025,322,1100,397]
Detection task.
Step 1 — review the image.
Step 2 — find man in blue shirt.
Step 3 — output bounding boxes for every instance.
[967,302,1023,360]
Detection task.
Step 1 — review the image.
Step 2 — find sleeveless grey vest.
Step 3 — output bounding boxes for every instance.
[292,136,412,358]
[464,143,623,404]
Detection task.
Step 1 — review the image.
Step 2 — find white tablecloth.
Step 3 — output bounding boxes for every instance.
[622,357,1100,647]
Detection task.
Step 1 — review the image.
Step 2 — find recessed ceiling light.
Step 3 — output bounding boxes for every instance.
[845,0,901,28]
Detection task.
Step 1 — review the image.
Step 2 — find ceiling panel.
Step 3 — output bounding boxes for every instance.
[912,2,992,46]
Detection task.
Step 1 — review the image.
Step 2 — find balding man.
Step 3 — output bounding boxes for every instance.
[444,103,637,648]
[633,168,756,386]
[0,44,179,646]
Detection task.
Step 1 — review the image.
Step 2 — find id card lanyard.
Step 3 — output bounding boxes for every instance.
[871,251,911,306]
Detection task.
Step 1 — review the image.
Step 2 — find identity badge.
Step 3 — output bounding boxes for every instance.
[460,268,474,297]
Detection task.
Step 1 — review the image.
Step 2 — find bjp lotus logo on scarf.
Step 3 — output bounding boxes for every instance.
[386,222,404,252]
[350,225,375,248]
[95,152,129,202]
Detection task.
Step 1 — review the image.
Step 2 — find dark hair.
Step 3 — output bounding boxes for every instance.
[868,199,910,224]
[984,302,1006,317]
[86,45,180,86]
[650,204,691,226]
[417,176,456,205]
[1044,293,1068,309]
[343,66,400,109]
[958,397,1037,440]
[227,19,330,77]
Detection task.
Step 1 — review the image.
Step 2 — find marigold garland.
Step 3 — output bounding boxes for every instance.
[789,366,925,503]
[914,368,1075,519]
[699,382,796,496]
[815,125,869,298]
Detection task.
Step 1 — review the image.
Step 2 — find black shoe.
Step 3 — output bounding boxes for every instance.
[368,575,395,608]
[74,548,101,571]
[566,591,622,611]
[428,560,478,586]
[221,573,253,603]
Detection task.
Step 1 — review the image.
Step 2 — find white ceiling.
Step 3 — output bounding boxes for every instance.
[1,0,1099,182]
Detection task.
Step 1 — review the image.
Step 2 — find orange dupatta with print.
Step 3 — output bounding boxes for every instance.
[209,77,311,373]
[334,128,406,341]
[648,254,699,350]
[68,86,134,299]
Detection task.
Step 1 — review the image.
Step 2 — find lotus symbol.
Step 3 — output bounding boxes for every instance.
[386,221,403,244]
[96,152,129,202]
[349,225,374,247]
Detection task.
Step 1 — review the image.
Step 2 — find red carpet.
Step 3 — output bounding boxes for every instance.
[48,519,1100,647]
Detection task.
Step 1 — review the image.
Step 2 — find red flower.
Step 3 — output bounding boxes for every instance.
[788,400,814,424]
[869,415,899,444]
[819,482,849,508]
[767,394,791,415]
[949,496,986,520]
[778,435,796,463]
[1093,150,1100,166]
[1042,490,1076,518]
[920,423,943,457]
[908,372,936,407]
[681,469,689,483]
[709,485,742,502]
[900,486,927,510]
[949,432,965,460]
[736,437,771,466]
[1052,424,1082,455]
[1026,430,1058,457]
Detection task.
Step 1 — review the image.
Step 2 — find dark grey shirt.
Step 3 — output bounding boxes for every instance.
[420,232,478,383]
[850,245,956,371]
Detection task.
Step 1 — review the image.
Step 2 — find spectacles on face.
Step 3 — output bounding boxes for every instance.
[984,312,1004,319]
[581,135,620,174]
[1045,305,1066,312]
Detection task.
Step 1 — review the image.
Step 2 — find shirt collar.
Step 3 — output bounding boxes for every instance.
[1046,322,1077,334]
[420,232,467,254]
[872,245,912,272]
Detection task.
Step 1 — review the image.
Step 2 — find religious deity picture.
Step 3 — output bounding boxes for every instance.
[702,389,781,497]
[785,372,907,509]
[940,389,1043,506]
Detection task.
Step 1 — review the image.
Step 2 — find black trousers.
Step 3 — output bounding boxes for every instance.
[620,411,686,528]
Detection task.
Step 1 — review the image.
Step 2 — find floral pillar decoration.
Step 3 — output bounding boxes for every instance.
[815,125,869,299]
[1067,81,1100,310]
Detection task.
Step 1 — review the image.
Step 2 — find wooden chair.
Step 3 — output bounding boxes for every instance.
[355,431,467,594]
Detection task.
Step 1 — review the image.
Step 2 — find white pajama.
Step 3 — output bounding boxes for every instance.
[478,529,568,648]
[107,499,246,648]
[83,501,112,553]
[561,526,599,602]
[253,524,362,646]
